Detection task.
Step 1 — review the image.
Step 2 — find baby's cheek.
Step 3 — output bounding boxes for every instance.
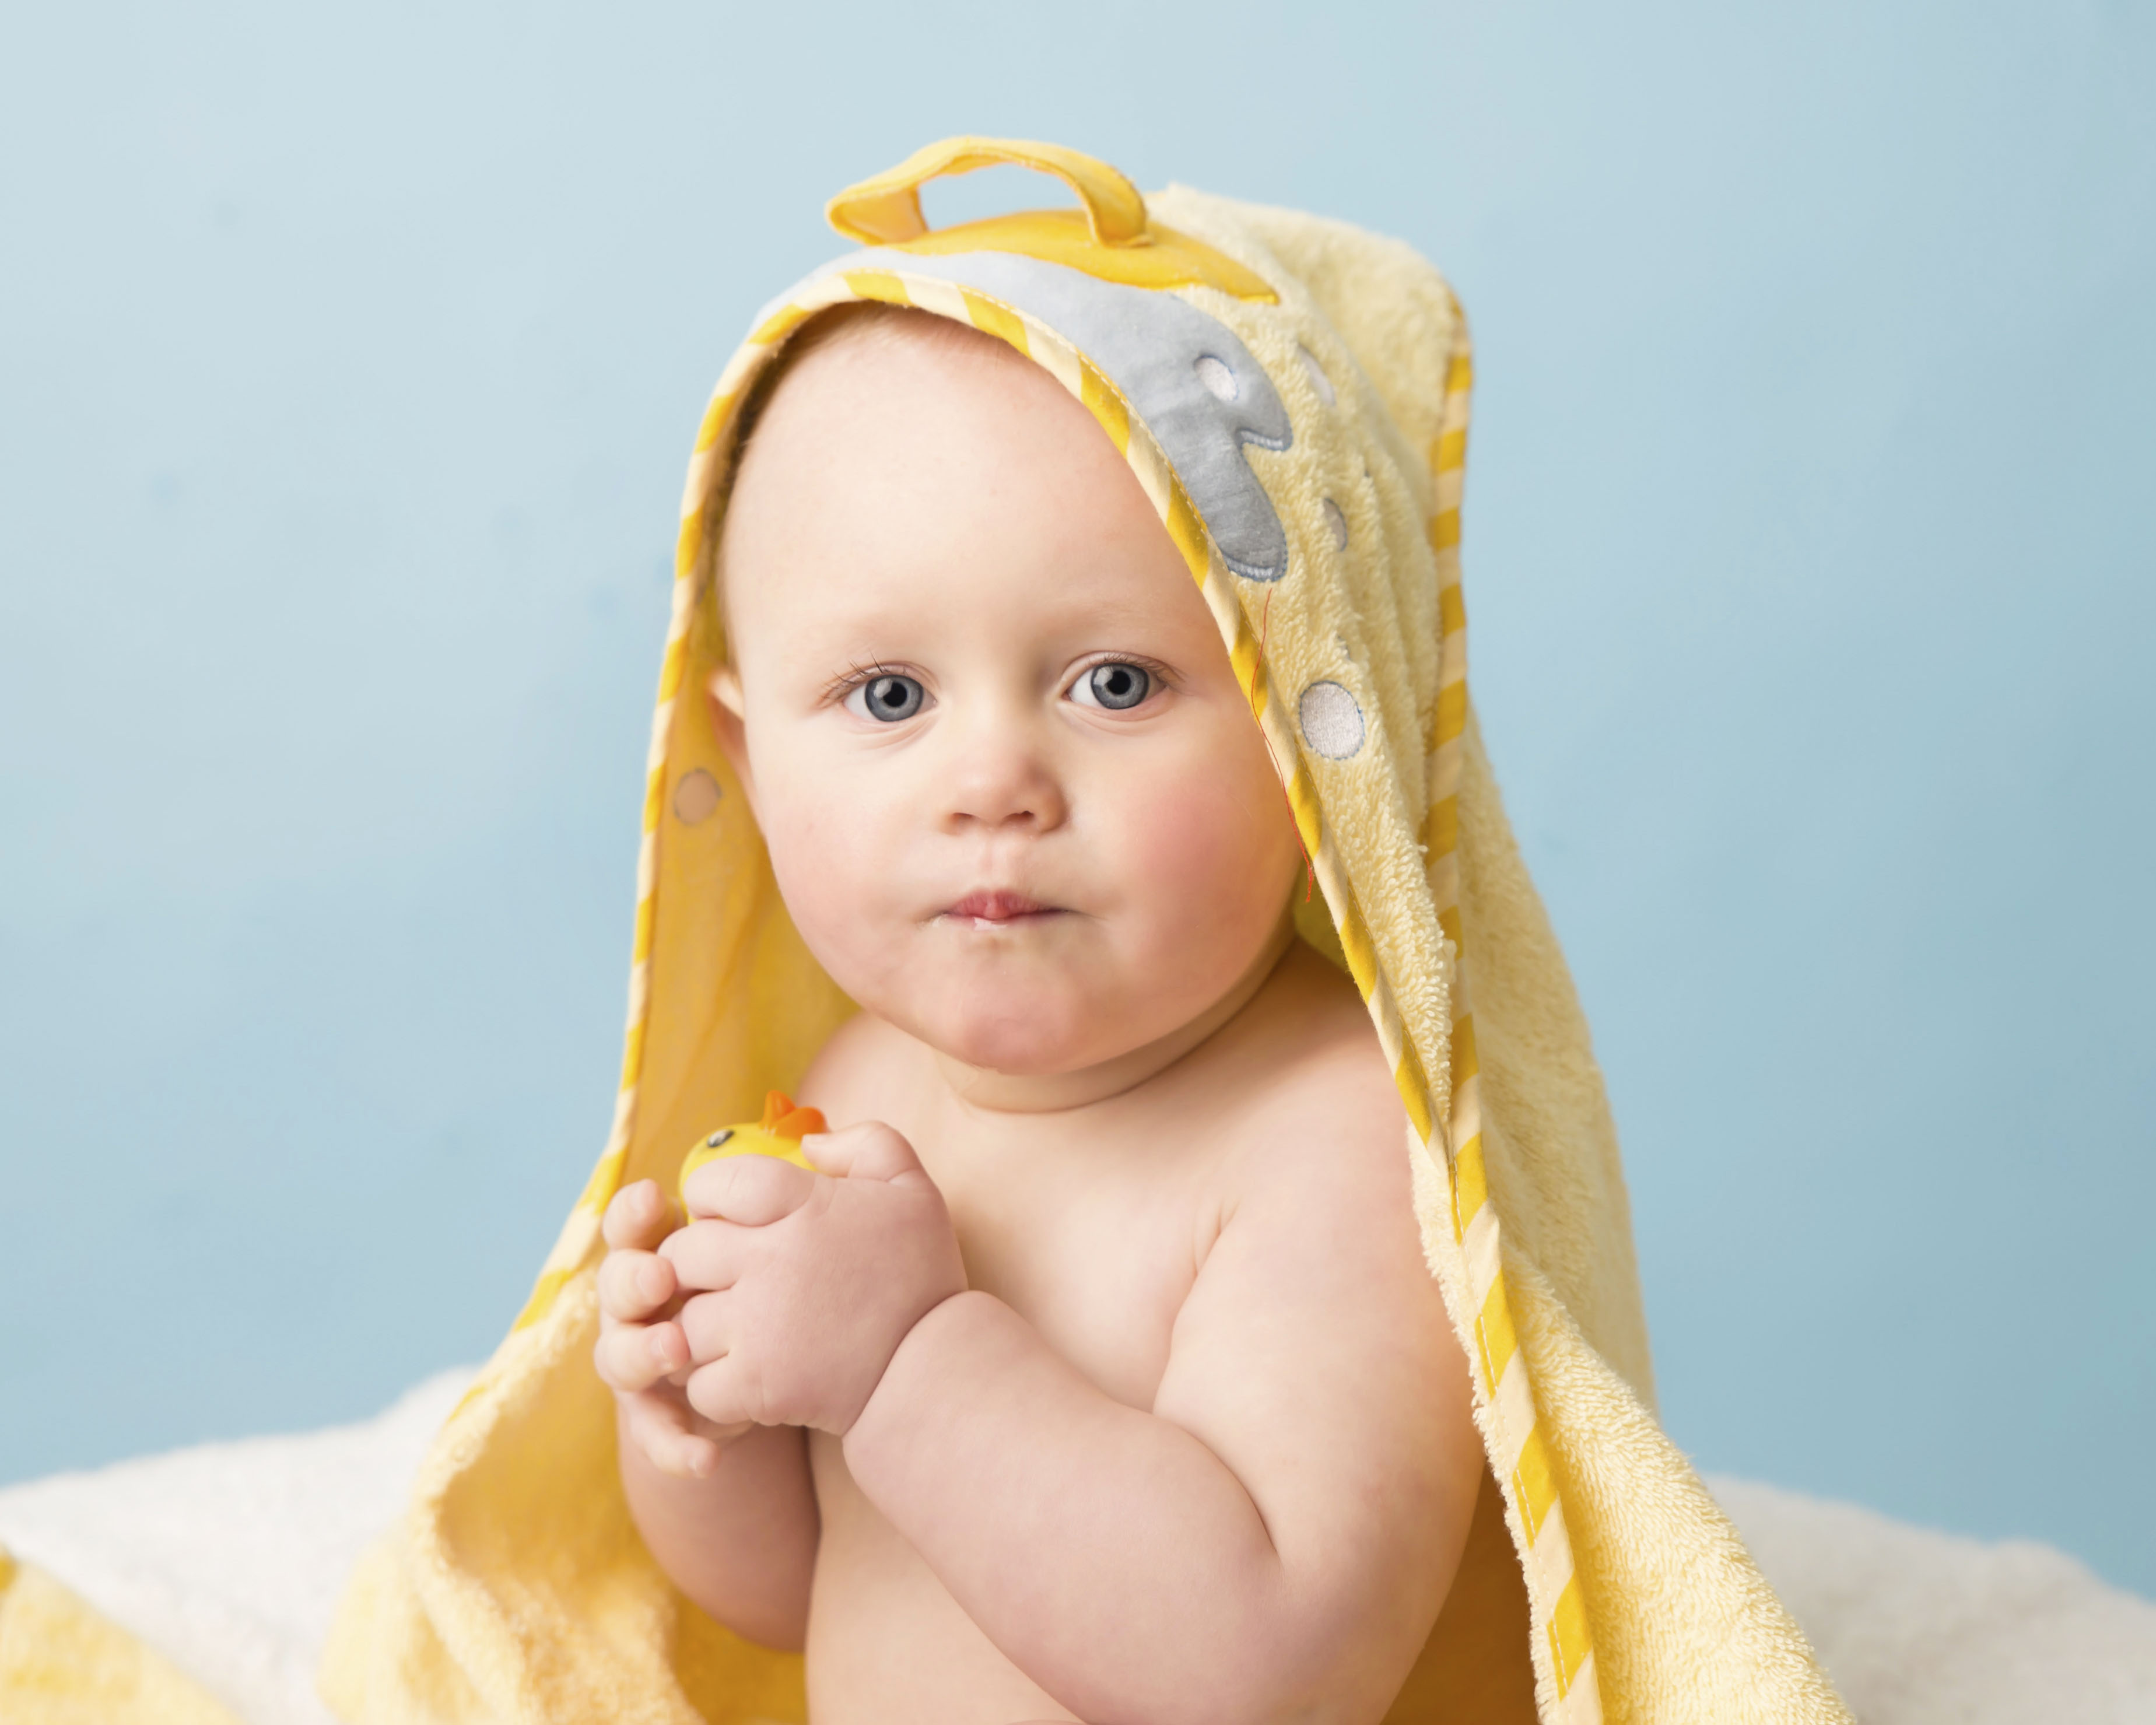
[760,783,876,952]
[757,765,926,997]
[1113,757,1296,941]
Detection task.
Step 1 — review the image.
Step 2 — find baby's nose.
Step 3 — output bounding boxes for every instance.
[939,727,1068,833]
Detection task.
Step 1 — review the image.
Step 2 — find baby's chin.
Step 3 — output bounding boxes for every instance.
[865,966,1188,1080]
[902,998,1142,1078]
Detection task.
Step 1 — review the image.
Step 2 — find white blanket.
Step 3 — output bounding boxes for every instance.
[2,1373,2150,1724]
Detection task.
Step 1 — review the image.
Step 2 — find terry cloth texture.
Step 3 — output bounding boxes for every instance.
[0,1551,240,1725]
[0,133,1759,1725]
[309,135,1852,1725]
[11,1370,2156,1725]
[0,1373,473,1725]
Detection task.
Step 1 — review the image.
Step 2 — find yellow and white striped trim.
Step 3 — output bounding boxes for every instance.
[1419,316,1600,1722]
[507,262,1600,1722]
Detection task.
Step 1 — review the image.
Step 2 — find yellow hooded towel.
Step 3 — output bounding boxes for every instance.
[312,138,1852,1725]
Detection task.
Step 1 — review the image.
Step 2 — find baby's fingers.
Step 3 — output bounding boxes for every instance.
[682,1153,814,1226]
[683,1356,762,1431]
[595,1317,689,1394]
[598,1249,676,1322]
[620,1390,722,1480]
[602,1179,679,1252]
[801,1119,925,1184]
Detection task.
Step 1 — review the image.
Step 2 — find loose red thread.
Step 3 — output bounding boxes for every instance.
[1251,585,1316,904]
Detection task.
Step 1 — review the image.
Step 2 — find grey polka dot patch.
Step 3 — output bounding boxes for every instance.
[672,767,724,825]
[1299,680,1365,760]
[1321,498,1348,551]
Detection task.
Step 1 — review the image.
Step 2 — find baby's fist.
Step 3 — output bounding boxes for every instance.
[661,1121,966,1437]
[593,1178,745,1479]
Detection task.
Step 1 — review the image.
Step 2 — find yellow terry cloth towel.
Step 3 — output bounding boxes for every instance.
[0,1547,240,1724]
[321,138,1852,1725]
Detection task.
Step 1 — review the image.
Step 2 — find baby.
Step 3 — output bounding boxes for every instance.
[591,304,1483,1725]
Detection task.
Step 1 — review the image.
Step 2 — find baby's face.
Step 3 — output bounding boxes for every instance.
[716,320,1302,1081]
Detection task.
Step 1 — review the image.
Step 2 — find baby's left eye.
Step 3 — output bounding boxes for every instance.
[1071,662,1153,711]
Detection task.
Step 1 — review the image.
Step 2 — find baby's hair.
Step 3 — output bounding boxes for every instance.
[706,302,1006,653]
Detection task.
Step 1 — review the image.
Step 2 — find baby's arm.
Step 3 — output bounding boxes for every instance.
[667,1104,1481,1725]
[594,1178,818,1650]
[846,1126,1480,1725]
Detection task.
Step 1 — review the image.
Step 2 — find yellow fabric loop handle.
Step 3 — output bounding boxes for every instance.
[827,136,1151,250]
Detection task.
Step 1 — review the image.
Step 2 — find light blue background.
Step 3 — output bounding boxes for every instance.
[3,1,2151,1595]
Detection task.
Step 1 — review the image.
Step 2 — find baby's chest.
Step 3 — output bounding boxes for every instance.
[927,1151,1217,1412]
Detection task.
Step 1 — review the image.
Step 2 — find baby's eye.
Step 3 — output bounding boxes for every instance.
[1071,662,1153,711]
[846,673,927,723]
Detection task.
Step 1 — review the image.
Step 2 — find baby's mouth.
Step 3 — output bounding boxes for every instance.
[941,890,1063,929]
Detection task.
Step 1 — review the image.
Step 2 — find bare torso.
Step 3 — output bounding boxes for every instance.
[797,941,1408,1724]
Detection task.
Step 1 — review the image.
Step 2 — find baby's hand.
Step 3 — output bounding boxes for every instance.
[594,1178,751,1479]
[659,1122,966,1438]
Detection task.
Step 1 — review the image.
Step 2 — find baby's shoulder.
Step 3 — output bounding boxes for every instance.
[1204,942,1417,1197]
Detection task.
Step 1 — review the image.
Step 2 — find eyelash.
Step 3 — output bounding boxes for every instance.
[823,655,1176,707]
[825,661,917,706]
[1065,653,1174,700]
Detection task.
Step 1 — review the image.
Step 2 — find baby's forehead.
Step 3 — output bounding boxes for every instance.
[725,310,1084,527]
[743,305,1022,436]
[718,308,1171,622]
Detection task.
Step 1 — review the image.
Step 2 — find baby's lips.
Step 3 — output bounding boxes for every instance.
[947,888,1048,920]
[939,887,1074,925]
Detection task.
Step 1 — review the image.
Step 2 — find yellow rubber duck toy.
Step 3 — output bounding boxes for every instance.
[676,1089,828,1207]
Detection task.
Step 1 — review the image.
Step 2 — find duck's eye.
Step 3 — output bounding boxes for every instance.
[1074,662,1152,711]
[846,673,925,723]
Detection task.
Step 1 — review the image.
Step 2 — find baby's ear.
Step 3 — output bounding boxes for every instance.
[706,667,754,800]
[709,664,746,721]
